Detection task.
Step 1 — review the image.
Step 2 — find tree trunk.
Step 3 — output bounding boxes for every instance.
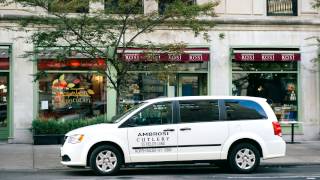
[115,89,121,115]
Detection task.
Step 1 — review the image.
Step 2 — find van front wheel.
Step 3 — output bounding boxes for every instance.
[228,143,260,173]
[90,145,122,176]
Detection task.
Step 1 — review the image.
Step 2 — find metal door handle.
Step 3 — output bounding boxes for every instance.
[163,129,175,132]
[180,127,191,131]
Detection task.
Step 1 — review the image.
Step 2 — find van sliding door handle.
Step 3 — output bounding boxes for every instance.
[163,129,175,132]
[180,127,191,131]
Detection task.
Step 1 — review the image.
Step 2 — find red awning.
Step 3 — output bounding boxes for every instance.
[233,51,300,62]
[38,59,106,70]
[0,58,9,70]
[118,47,210,63]
[37,47,210,70]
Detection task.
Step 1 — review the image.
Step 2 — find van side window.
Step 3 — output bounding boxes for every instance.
[179,100,219,123]
[128,102,172,126]
[225,100,267,120]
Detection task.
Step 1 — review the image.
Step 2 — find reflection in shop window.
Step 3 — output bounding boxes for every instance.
[39,73,106,120]
[120,73,167,112]
[132,62,208,72]
[232,73,298,122]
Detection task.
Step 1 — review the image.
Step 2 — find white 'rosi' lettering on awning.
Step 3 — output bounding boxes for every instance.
[189,54,203,61]
[241,54,255,61]
[125,54,140,61]
[262,54,275,61]
[281,54,295,61]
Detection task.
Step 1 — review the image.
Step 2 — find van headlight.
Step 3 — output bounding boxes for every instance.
[67,134,84,144]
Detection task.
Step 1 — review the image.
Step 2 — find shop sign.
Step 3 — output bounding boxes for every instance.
[38,59,106,70]
[234,53,300,62]
[52,74,95,109]
[121,53,210,62]
[118,48,210,63]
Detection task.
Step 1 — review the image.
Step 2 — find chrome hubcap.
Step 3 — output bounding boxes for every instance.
[96,150,117,173]
[235,148,256,170]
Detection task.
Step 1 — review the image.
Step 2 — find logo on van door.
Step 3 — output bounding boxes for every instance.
[136,131,170,146]
[134,131,173,153]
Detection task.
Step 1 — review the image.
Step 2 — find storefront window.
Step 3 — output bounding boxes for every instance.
[0,47,10,140]
[0,74,8,127]
[232,61,298,122]
[38,73,106,120]
[232,62,297,71]
[120,73,167,112]
[132,62,208,72]
[120,72,208,112]
[119,47,210,112]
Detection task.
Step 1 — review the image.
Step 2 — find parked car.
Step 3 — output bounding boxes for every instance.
[60,96,285,175]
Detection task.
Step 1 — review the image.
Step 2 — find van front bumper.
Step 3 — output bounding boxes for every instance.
[60,142,87,167]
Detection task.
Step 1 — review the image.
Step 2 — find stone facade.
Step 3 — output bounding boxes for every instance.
[0,0,319,143]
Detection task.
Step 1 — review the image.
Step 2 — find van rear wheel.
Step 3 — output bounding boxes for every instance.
[90,145,122,176]
[228,143,260,173]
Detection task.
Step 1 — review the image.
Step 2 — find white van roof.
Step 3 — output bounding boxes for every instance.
[144,96,267,103]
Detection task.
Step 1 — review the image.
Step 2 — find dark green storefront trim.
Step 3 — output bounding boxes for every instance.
[0,44,13,140]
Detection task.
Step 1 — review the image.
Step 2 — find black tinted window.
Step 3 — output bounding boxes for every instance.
[128,102,172,126]
[225,100,267,120]
[179,100,219,123]
[158,0,195,15]
[105,0,143,14]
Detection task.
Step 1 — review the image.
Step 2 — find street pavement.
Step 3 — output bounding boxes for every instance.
[0,140,320,170]
[1,165,320,180]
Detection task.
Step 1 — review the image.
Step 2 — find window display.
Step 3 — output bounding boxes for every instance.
[0,74,8,127]
[232,48,300,122]
[232,63,298,122]
[39,73,106,120]
[0,47,10,140]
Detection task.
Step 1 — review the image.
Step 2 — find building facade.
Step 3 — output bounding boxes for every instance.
[0,0,319,143]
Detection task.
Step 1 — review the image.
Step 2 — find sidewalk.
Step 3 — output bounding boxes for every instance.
[0,141,320,170]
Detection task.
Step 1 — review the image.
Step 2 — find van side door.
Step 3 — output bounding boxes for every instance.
[177,100,229,161]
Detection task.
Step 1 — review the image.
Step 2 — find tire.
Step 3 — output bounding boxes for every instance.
[228,143,260,174]
[90,145,122,176]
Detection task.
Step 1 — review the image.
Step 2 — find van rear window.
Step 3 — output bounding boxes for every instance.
[225,100,267,120]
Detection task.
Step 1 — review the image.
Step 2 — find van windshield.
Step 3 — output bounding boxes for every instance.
[110,102,146,123]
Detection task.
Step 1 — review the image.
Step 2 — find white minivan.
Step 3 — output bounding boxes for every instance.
[61,96,286,175]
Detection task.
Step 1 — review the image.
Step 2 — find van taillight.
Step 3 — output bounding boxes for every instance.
[272,121,282,136]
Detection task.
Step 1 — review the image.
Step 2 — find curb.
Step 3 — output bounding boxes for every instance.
[261,163,320,167]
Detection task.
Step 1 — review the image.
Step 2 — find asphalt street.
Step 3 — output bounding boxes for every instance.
[0,165,320,180]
